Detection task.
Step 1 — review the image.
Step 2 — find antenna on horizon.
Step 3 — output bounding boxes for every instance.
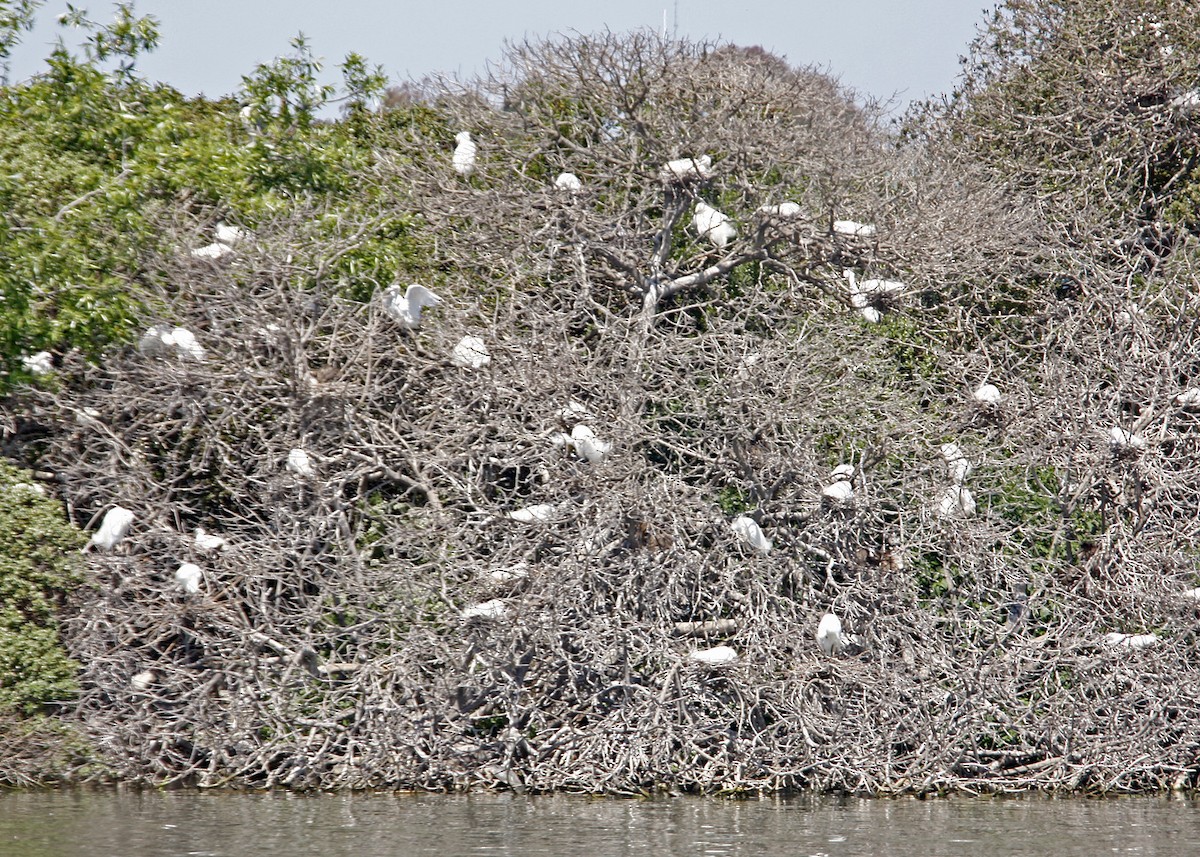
[661,9,666,39]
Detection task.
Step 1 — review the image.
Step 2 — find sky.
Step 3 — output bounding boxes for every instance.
[5,1,988,112]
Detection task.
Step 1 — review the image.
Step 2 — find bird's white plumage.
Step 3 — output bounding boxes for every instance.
[175,562,202,594]
[833,219,877,238]
[488,563,529,584]
[1108,426,1145,454]
[973,383,1002,407]
[450,335,491,369]
[138,325,205,361]
[940,443,972,484]
[553,172,582,192]
[190,241,234,260]
[452,131,477,176]
[214,222,249,245]
[1103,632,1159,649]
[937,484,976,518]
[1181,587,1200,601]
[169,327,206,361]
[508,503,556,523]
[821,479,854,505]
[194,527,227,554]
[287,448,315,478]
[687,645,739,666]
[731,515,772,554]
[660,155,713,182]
[462,599,509,621]
[570,423,611,464]
[758,202,802,218]
[90,506,134,551]
[131,670,156,691]
[816,612,843,655]
[693,201,737,247]
[830,464,855,481]
[383,283,442,329]
[22,351,53,375]
[1175,388,1200,407]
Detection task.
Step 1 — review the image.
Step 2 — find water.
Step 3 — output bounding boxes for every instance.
[1,789,1197,856]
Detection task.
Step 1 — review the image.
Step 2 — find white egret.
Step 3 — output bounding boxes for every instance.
[821,466,855,505]
[731,515,772,554]
[462,599,509,621]
[190,241,234,260]
[1175,388,1200,407]
[214,222,249,246]
[169,327,206,361]
[693,201,737,247]
[973,383,1002,408]
[1103,632,1159,649]
[138,325,204,360]
[21,351,53,375]
[194,527,227,554]
[383,283,442,329]
[830,464,856,481]
[130,670,156,691]
[508,503,556,523]
[758,202,802,218]
[816,612,844,656]
[1107,426,1145,454]
[940,443,973,484]
[843,270,903,323]
[452,131,477,176]
[287,448,315,478]
[687,645,739,666]
[450,335,491,369]
[553,172,582,192]
[89,505,134,552]
[937,484,977,519]
[659,154,713,182]
[175,562,202,594]
[833,219,877,238]
[570,423,611,464]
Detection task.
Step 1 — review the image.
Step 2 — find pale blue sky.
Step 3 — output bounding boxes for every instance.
[7,1,987,110]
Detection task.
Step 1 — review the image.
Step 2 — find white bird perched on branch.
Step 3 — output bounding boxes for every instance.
[508,503,556,523]
[138,325,206,361]
[1107,426,1145,455]
[974,382,1002,409]
[940,443,973,484]
[190,241,234,260]
[821,465,855,506]
[758,202,802,218]
[130,669,156,691]
[286,448,315,478]
[693,201,737,247]
[462,599,509,621]
[687,645,739,666]
[175,562,202,594]
[833,219,877,238]
[194,527,227,554]
[89,505,134,552]
[214,222,250,246]
[452,131,476,176]
[450,335,491,369]
[731,515,772,554]
[659,154,712,182]
[570,423,611,464]
[937,484,976,519]
[816,612,844,655]
[553,171,582,192]
[383,283,442,329]
[21,351,53,375]
[1103,632,1159,649]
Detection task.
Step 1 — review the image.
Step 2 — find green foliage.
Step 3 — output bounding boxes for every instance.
[0,461,85,715]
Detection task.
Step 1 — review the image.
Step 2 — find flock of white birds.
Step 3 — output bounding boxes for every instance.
[57,134,1200,682]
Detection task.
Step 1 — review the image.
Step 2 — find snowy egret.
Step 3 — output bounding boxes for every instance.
[508,503,556,523]
[940,443,973,484]
[138,325,205,360]
[1107,426,1145,455]
[842,270,892,323]
[1175,388,1200,407]
[758,202,802,218]
[973,383,1002,408]
[190,241,234,260]
[660,154,713,182]
[175,562,202,594]
[937,484,976,519]
[554,172,582,192]
[194,527,227,554]
[169,327,206,361]
[1103,632,1159,649]
[687,645,739,666]
[383,283,442,329]
[693,201,737,247]
[130,670,156,691]
[833,220,877,238]
[21,351,53,375]
[731,515,772,554]
[570,423,611,464]
[89,506,133,552]
[450,335,491,369]
[462,599,509,621]
[816,612,844,656]
[452,131,477,176]
[214,222,249,246]
[287,448,315,478]
[821,476,854,506]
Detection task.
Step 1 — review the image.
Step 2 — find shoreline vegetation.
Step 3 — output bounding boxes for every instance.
[5,1,1200,795]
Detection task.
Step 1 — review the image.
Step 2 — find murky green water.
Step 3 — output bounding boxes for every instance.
[0,789,1196,856]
